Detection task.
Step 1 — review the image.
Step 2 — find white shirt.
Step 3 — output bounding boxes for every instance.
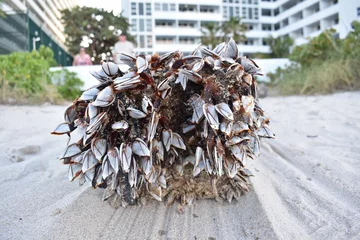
[114,41,135,64]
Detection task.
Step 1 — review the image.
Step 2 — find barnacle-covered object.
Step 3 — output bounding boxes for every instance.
[52,39,274,208]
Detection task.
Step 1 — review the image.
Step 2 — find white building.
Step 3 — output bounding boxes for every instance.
[0,0,77,65]
[121,0,360,56]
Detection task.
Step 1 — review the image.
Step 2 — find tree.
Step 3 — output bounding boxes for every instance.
[266,35,294,58]
[289,29,340,66]
[200,22,221,49]
[221,17,247,44]
[61,6,135,63]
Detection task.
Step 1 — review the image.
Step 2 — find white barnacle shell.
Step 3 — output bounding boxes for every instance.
[112,120,129,130]
[82,150,98,173]
[148,112,159,142]
[91,138,107,161]
[120,143,132,172]
[92,86,115,107]
[162,129,172,152]
[224,159,238,178]
[194,146,205,171]
[128,157,137,187]
[102,61,119,77]
[220,120,233,137]
[61,143,81,159]
[107,147,120,174]
[224,38,238,60]
[79,87,99,101]
[215,103,234,121]
[225,136,250,147]
[142,96,154,114]
[132,138,150,157]
[230,144,247,167]
[68,163,82,182]
[203,103,219,130]
[171,132,186,150]
[51,122,71,135]
[87,104,98,125]
[126,107,147,119]
[102,156,114,179]
[241,95,255,113]
[136,56,148,73]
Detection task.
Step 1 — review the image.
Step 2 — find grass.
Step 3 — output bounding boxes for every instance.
[270,59,360,96]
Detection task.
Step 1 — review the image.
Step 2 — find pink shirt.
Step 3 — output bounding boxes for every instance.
[73,54,92,66]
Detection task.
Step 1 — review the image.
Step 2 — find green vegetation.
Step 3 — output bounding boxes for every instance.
[201,22,222,49]
[201,17,247,49]
[61,6,134,64]
[269,21,360,95]
[266,35,294,58]
[0,46,83,104]
[222,17,247,43]
[51,69,83,100]
[0,0,5,18]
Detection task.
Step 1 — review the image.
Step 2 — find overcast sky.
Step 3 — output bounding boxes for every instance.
[77,0,122,15]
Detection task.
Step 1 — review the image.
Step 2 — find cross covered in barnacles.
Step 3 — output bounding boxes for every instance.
[52,39,274,208]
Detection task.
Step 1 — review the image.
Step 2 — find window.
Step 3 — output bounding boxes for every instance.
[274,8,279,16]
[179,21,195,28]
[139,19,145,31]
[131,2,136,15]
[230,6,233,17]
[146,19,152,31]
[254,8,258,19]
[179,37,195,44]
[242,7,247,18]
[262,24,271,31]
[163,3,168,11]
[155,3,160,11]
[248,8,253,19]
[235,7,240,17]
[139,3,144,15]
[274,23,280,30]
[170,4,176,11]
[146,3,151,15]
[139,35,145,48]
[244,39,254,45]
[147,35,152,48]
[223,7,228,18]
[131,19,137,31]
[358,7,360,16]
[156,36,175,44]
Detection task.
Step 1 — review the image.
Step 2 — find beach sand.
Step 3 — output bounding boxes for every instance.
[1,92,359,240]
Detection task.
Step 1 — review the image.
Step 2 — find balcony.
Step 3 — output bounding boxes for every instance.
[154,43,201,53]
[153,11,222,21]
[154,27,201,37]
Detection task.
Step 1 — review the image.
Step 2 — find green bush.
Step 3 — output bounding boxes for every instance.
[0,46,83,103]
[51,69,83,100]
[269,21,360,95]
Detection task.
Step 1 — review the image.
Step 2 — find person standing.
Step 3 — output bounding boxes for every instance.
[72,47,92,66]
[113,34,135,64]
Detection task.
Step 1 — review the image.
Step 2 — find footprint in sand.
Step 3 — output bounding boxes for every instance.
[6,145,41,163]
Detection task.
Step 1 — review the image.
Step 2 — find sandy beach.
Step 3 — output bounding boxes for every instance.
[0,92,359,240]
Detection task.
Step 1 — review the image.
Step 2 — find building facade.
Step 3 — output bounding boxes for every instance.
[121,0,360,56]
[0,0,77,66]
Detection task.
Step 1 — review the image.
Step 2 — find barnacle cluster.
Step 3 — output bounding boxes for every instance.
[52,39,274,208]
